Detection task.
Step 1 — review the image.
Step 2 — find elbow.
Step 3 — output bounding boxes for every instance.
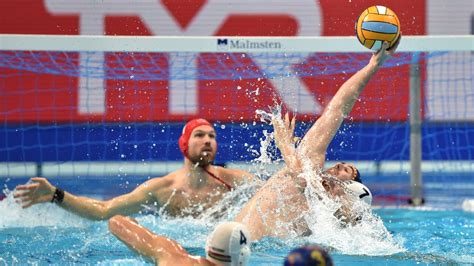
[90,202,114,220]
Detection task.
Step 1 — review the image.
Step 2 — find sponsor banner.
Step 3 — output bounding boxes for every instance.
[1,1,470,122]
[217,38,283,50]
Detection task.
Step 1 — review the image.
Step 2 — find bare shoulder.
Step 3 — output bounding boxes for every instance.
[137,171,181,194]
[140,172,184,204]
[215,165,255,184]
[141,175,171,188]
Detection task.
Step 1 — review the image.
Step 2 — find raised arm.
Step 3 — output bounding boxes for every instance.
[299,38,401,168]
[14,177,158,220]
[108,215,190,264]
[272,113,302,173]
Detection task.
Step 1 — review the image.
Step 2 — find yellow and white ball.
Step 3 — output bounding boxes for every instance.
[355,5,401,51]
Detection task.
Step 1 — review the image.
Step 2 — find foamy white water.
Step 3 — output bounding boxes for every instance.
[0,189,91,228]
[251,107,406,256]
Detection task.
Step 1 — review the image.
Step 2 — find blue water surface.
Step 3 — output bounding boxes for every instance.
[0,177,473,265]
[0,207,472,265]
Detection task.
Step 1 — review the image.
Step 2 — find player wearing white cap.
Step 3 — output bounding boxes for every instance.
[235,38,399,240]
[109,215,251,266]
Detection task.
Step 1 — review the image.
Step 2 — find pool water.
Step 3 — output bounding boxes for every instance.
[1,179,473,265]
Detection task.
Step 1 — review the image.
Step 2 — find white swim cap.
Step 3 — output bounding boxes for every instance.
[205,222,251,266]
[345,181,372,205]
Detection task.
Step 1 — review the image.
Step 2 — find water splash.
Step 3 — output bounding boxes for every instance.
[198,181,260,223]
[0,188,91,228]
[292,158,405,255]
[251,105,284,179]
[250,105,405,255]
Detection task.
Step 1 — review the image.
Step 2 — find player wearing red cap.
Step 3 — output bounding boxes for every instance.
[14,118,255,220]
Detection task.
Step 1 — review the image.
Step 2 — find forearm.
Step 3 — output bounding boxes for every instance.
[299,62,381,162]
[109,215,179,263]
[278,142,302,174]
[14,177,145,219]
[109,215,157,260]
[331,61,380,116]
[58,191,110,220]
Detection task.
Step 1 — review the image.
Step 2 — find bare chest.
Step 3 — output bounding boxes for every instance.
[156,186,228,217]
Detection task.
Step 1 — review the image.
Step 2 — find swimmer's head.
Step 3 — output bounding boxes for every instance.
[325,162,362,183]
[205,221,251,266]
[345,180,372,205]
[178,118,217,166]
[284,245,333,266]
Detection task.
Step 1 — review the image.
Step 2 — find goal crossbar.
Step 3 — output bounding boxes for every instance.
[1,34,473,53]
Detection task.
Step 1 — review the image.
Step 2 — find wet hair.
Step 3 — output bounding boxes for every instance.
[345,163,362,183]
[354,168,362,183]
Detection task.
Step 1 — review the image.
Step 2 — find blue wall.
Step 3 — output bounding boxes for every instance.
[1,122,473,163]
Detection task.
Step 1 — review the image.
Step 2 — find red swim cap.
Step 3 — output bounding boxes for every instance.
[178,118,214,157]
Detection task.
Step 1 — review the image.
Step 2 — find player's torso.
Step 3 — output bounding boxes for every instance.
[152,171,232,217]
[235,170,309,240]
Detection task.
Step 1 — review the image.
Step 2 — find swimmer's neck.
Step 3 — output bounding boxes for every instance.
[183,159,215,188]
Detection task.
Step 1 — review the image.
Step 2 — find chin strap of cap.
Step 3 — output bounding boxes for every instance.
[203,167,233,191]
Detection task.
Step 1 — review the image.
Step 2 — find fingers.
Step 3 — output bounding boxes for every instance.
[13,190,31,198]
[14,194,33,208]
[15,183,38,191]
[22,200,35,209]
[387,34,402,53]
[30,177,47,184]
[13,191,33,205]
[16,177,44,190]
[374,41,389,56]
[19,194,51,208]
[284,113,290,132]
[284,112,296,128]
[273,112,297,140]
[290,116,296,134]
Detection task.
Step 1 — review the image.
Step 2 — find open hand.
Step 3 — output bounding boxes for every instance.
[272,113,296,149]
[14,177,56,208]
[370,34,401,67]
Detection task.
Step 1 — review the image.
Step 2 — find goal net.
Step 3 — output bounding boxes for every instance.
[1,34,472,207]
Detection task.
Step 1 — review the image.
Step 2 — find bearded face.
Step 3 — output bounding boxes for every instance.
[186,126,217,166]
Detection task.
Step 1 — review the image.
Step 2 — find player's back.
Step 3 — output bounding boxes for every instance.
[235,168,309,240]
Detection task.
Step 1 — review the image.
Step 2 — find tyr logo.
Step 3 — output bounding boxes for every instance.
[45,0,323,115]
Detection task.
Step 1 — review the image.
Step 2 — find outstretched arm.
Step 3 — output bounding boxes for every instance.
[108,215,189,263]
[14,177,158,220]
[272,113,301,173]
[299,38,401,168]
